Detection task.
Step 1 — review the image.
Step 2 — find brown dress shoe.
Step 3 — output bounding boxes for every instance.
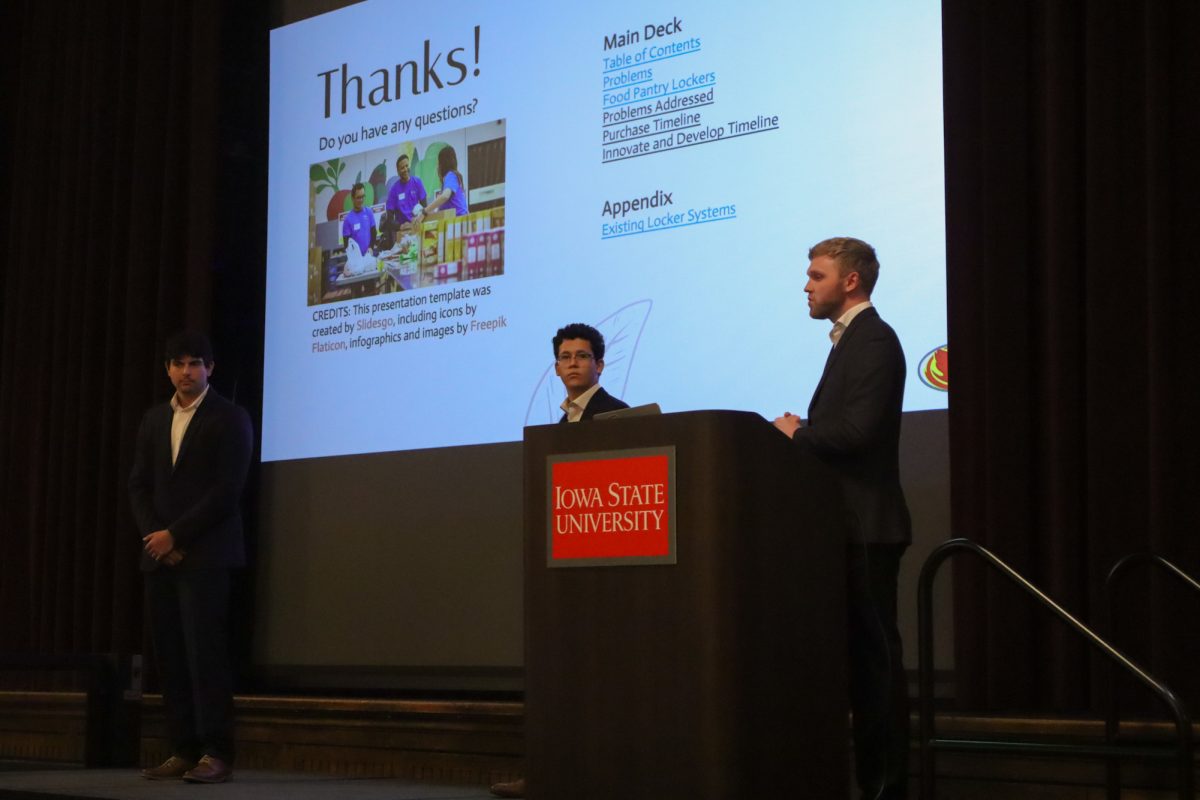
[489,777,526,797]
[142,755,197,780]
[182,755,233,784]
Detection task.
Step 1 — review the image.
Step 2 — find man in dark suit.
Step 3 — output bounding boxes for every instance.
[774,237,911,800]
[129,331,252,784]
[489,321,630,799]
[553,322,628,424]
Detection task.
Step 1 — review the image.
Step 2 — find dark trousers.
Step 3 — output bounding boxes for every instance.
[145,568,235,763]
[846,543,909,800]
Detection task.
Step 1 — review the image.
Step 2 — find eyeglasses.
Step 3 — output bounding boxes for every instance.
[557,351,594,363]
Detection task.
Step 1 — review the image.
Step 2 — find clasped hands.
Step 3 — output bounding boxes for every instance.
[143,530,185,566]
[772,411,803,437]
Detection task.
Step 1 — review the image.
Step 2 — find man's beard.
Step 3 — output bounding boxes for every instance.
[808,299,839,320]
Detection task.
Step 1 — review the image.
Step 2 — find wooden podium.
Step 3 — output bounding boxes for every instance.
[523,410,848,799]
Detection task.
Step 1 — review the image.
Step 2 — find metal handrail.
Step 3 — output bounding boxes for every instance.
[1107,552,1200,601]
[1103,553,1200,800]
[918,538,1193,800]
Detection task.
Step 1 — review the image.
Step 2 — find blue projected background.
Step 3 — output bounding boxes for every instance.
[264,0,946,461]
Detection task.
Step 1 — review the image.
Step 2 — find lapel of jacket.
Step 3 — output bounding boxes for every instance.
[173,392,215,473]
[807,307,876,418]
[582,387,608,420]
[156,404,175,474]
[808,346,838,418]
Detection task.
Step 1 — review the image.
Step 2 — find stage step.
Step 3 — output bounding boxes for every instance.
[1,692,1196,797]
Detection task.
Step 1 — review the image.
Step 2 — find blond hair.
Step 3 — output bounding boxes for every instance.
[808,237,880,295]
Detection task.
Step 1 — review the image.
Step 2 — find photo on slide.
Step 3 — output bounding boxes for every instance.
[306,118,506,306]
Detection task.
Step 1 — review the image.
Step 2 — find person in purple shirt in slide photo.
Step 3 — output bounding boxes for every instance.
[385,154,427,227]
[423,145,469,219]
[341,182,376,255]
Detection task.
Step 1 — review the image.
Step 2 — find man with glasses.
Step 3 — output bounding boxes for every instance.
[553,322,628,423]
[489,321,628,799]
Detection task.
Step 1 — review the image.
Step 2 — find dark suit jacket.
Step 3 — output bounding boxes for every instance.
[129,388,253,571]
[791,306,911,545]
[558,385,629,423]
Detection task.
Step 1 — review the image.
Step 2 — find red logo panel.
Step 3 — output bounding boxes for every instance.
[548,449,675,566]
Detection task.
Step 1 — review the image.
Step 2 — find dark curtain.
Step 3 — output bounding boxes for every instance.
[0,1,225,669]
[945,0,1200,714]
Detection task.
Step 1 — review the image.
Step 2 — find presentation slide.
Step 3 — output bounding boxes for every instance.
[265,0,946,462]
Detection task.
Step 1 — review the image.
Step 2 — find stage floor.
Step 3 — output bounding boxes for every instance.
[0,767,496,800]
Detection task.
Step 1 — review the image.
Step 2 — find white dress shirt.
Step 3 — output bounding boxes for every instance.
[170,385,209,465]
[830,300,874,347]
[560,382,603,423]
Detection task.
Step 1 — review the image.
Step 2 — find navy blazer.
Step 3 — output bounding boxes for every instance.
[558,385,629,423]
[129,388,253,571]
[791,306,912,545]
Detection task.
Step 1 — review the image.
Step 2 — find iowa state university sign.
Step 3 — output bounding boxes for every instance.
[546,446,676,567]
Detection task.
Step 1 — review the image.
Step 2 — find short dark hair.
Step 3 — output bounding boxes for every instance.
[164,330,214,365]
[553,323,605,362]
[351,181,366,197]
[396,154,409,168]
[808,236,881,295]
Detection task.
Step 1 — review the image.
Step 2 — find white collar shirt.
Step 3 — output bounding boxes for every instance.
[170,385,210,465]
[830,300,874,347]
[560,382,603,423]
